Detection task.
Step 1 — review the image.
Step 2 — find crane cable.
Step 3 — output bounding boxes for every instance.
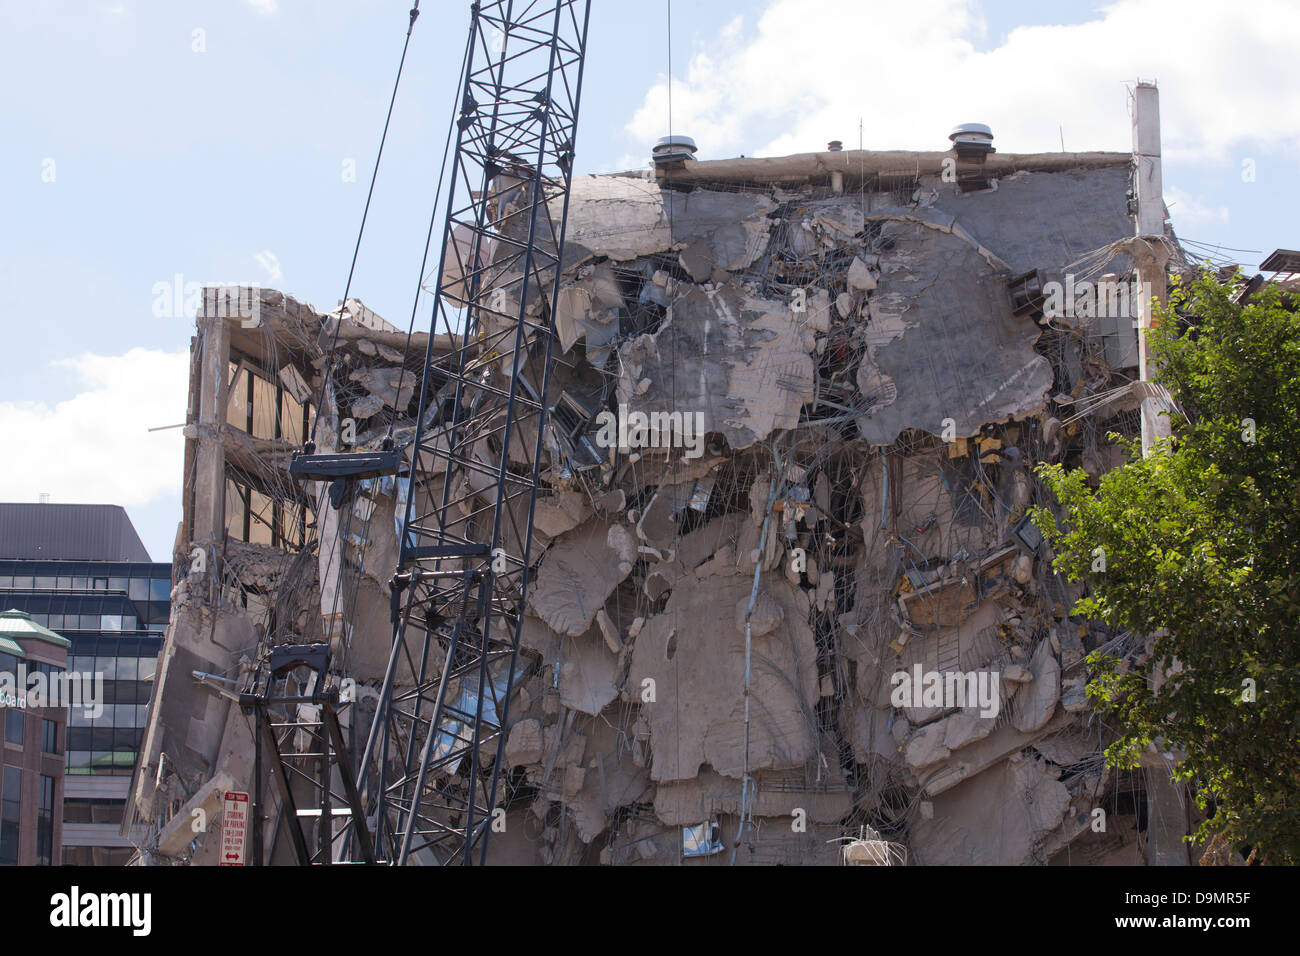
[305,0,424,686]
[383,15,475,445]
[308,1,422,447]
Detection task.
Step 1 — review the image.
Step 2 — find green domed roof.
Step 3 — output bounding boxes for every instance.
[0,609,71,649]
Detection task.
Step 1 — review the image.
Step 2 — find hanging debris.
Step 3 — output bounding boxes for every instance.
[133,131,1174,865]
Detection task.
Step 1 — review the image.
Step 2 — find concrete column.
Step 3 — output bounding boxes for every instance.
[193,313,229,548]
[1130,82,1188,863]
[1134,240,1172,455]
[1130,81,1172,457]
[1131,82,1164,237]
[1143,753,1190,865]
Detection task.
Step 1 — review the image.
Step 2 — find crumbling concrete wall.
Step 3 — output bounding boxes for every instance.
[136,146,1165,866]
[128,291,444,863]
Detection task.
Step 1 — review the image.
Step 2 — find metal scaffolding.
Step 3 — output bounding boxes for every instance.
[243,643,375,866]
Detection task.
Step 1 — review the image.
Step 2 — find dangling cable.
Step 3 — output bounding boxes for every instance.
[384,28,474,444]
[308,1,422,447]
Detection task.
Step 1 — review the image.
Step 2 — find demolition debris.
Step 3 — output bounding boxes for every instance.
[126,118,1205,865]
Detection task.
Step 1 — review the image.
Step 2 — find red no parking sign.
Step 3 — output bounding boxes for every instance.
[221,791,249,866]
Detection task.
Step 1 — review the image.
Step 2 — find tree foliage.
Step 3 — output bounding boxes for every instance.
[1031,272,1300,863]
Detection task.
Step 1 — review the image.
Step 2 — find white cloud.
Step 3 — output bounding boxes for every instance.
[245,0,278,16]
[1165,185,1230,228]
[0,349,188,509]
[255,249,282,282]
[627,0,1300,164]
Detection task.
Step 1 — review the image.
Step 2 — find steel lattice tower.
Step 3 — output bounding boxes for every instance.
[353,0,591,866]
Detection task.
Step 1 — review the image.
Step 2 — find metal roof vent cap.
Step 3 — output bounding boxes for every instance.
[653,135,698,167]
[949,123,994,157]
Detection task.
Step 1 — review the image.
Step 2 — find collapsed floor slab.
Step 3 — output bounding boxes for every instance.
[132,142,1171,865]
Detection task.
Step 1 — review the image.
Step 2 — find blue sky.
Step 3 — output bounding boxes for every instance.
[2,0,1297,560]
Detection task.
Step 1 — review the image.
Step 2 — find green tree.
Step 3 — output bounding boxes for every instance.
[1031,271,1300,863]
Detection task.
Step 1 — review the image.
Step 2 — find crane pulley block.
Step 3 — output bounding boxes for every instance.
[289,449,401,482]
[290,445,402,509]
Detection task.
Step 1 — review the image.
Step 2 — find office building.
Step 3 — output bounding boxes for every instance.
[0,502,169,865]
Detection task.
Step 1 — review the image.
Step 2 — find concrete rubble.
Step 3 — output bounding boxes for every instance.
[128,136,1189,865]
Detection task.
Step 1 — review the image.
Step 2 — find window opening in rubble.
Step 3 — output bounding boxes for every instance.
[224,470,307,550]
[227,352,312,443]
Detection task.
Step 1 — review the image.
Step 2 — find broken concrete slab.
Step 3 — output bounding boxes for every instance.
[626,573,818,783]
[930,166,1134,277]
[909,754,1072,865]
[349,365,416,416]
[555,262,624,363]
[616,281,815,450]
[917,709,1072,796]
[736,589,784,637]
[528,517,635,636]
[568,753,651,843]
[532,489,594,540]
[903,708,997,770]
[505,718,545,768]
[653,768,744,826]
[855,216,1054,445]
[1011,637,1061,733]
[847,255,878,292]
[558,627,620,716]
[556,175,775,270]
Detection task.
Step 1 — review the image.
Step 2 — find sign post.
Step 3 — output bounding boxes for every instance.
[221,791,249,866]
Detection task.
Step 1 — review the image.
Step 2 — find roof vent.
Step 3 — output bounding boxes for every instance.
[949,123,994,158]
[948,123,996,192]
[652,135,698,167]
[827,140,843,152]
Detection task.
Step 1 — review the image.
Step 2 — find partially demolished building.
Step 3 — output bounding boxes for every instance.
[127,121,1195,865]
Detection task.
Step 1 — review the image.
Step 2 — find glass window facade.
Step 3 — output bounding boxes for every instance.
[1,540,169,867]
[4,711,22,747]
[42,719,59,754]
[0,559,168,778]
[65,633,160,776]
